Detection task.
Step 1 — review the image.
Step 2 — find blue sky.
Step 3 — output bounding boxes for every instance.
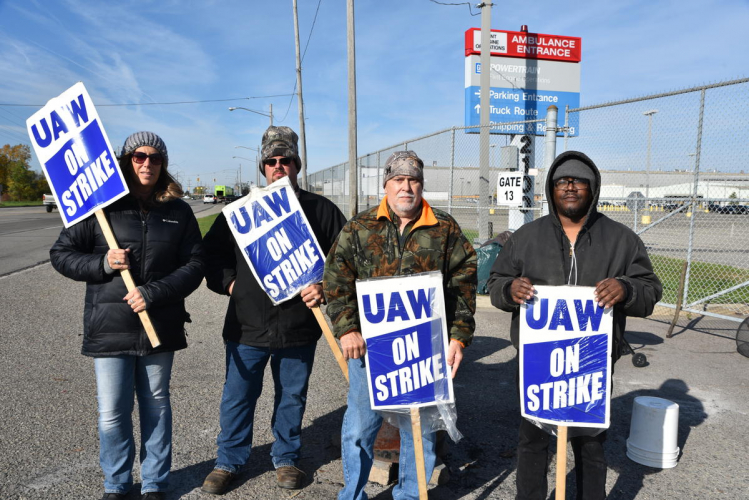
[1,0,747,190]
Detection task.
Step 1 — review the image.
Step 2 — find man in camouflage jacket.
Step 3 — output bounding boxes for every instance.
[323,150,477,500]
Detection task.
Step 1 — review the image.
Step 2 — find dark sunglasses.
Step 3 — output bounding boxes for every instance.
[263,157,293,167]
[554,177,590,190]
[132,152,163,165]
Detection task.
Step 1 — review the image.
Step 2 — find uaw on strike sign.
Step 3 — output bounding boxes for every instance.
[357,272,454,410]
[223,177,325,304]
[26,82,129,227]
[520,286,613,428]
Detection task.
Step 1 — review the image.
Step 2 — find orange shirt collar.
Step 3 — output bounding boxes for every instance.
[377,196,438,229]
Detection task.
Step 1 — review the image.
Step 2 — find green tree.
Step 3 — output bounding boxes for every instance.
[0,144,47,201]
[729,192,738,206]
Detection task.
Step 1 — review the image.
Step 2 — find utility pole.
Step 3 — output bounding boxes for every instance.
[269,103,274,126]
[478,2,493,243]
[347,0,358,217]
[292,0,308,189]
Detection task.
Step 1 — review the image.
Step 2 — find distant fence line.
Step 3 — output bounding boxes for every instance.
[309,77,749,324]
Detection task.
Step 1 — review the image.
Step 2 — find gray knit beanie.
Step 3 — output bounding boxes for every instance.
[259,126,302,174]
[553,158,596,193]
[121,131,169,168]
[383,151,424,187]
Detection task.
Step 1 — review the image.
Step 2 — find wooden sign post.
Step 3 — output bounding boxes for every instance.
[312,306,348,381]
[411,407,429,500]
[555,425,568,500]
[95,210,160,348]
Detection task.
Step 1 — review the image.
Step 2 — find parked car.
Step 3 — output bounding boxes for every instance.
[203,194,216,204]
[42,193,57,213]
[711,204,749,214]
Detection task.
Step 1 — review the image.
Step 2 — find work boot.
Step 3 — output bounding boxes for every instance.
[201,468,236,495]
[101,494,127,500]
[141,493,165,500]
[276,465,306,489]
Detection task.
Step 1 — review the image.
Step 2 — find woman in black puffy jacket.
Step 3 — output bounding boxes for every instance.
[50,131,205,500]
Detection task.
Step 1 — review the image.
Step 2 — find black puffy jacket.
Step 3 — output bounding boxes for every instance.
[50,195,205,357]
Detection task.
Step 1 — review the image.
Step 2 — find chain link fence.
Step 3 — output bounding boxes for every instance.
[310,77,749,325]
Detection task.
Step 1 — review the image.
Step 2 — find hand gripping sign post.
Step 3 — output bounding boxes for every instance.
[26,82,160,348]
[357,272,454,500]
[520,285,613,500]
[222,177,348,380]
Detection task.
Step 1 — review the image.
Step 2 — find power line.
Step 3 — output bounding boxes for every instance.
[0,94,295,108]
[428,0,480,15]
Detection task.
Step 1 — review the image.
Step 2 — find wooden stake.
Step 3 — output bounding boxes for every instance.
[95,210,161,348]
[555,425,568,500]
[312,306,348,381]
[666,260,689,338]
[410,407,428,500]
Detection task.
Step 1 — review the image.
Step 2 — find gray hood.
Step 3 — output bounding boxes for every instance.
[545,150,601,227]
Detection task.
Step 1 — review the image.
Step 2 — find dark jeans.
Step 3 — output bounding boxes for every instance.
[516,417,607,500]
[215,341,316,472]
[515,356,609,500]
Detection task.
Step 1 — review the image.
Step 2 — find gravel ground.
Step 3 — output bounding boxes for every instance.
[0,264,747,499]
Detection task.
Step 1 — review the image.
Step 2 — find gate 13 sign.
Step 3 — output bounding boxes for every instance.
[520,285,613,428]
[26,82,128,227]
[357,272,454,410]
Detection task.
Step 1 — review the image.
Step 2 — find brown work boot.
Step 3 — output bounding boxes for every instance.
[201,468,236,495]
[276,465,306,489]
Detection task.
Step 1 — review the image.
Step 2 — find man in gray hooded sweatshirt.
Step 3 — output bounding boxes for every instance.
[488,151,662,500]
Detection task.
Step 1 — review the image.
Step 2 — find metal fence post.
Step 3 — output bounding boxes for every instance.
[449,127,455,214]
[543,106,559,215]
[682,88,707,309]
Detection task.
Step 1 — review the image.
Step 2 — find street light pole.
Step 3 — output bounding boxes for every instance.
[229,106,274,126]
[643,109,658,200]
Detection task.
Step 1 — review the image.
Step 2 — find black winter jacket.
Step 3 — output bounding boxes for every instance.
[204,188,347,348]
[50,196,205,357]
[487,151,662,360]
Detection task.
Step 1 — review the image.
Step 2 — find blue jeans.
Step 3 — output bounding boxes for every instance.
[339,357,437,500]
[94,352,174,495]
[215,341,316,473]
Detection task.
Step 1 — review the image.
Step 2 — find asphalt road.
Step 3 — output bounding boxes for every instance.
[0,200,223,277]
[0,264,747,499]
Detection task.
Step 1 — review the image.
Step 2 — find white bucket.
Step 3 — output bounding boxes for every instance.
[626,396,680,468]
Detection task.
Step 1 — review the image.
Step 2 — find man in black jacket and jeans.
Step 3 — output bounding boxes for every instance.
[201,126,347,494]
[488,151,662,500]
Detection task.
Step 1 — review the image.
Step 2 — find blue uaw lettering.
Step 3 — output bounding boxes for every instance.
[526,298,604,331]
[30,94,90,148]
[261,238,320,298]
[361,288,434,324]
[229,189,292,234]
[59,148,117,217]
[374,352,445,402]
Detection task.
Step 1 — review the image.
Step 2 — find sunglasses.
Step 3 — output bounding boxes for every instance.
[554,177,590,190]
[263,157,293,167]
[132,152,163,165]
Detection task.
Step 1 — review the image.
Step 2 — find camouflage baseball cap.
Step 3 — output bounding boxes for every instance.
[383,150,424,187]
[259,125,302,173]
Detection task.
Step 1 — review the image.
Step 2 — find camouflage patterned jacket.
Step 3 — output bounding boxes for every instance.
[323,197,477,346]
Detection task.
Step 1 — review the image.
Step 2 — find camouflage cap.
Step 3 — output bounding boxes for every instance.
[383,150,424,187]
[259,126,302,173]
